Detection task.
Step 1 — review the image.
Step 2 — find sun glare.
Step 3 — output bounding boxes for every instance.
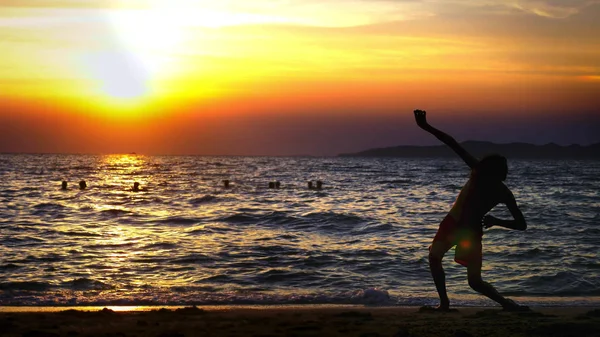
[99,3,229,103]
[83,0,295,108]
[100,9,183,102]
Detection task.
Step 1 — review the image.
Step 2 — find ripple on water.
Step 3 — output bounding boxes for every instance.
[0,155,599,306]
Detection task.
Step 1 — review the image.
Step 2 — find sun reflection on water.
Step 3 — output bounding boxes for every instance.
[100,154,148,188]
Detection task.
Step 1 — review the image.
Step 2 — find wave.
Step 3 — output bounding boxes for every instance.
[218,210,373,232]
[217,211,370,231]
[343,249,390,258]
[577,228,600,236]
[186,226,210,235]
[84,242,136,250]
[221,214,259,224]
[190,195,218,204]
[32,202,65,215]
[0,288,398,306]
[377,179,412,185]
[300,211,368,226]
[58,230,101,238]
[0,281,51,291]
[253,245,302,256]
[62,278,114,291]
[0,263,21,270]
[514,271,600,296]
[71,165,94,171]
[19,186,40,192]
[259,211,300,225]
[141,242,178,250]
[354,223,394,234]
[492,247,563,260]
[33,202,64,209]
[172,254,213,264]
[157,216,201,225]
[301,255,337,268]
[196,274,234,283]
[254,269,321,284]
[99,209,132,217]
[1,279,600,306]
[130,257,171,264]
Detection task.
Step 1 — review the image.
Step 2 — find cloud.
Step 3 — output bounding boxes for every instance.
[0,0,113,8]
[506,0,600,18]
[3,0,599,30]
[0,0,152,9]
[350,0,600,19]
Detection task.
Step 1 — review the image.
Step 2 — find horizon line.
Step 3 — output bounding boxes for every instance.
[1,139,599,157]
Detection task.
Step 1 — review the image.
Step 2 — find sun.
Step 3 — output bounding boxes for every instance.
[82,1,189,104]
[99,8,183,100]
[86,1,291,106]
[84,49,149,100]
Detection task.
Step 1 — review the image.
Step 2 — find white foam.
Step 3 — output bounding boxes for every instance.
[354,288,392,305]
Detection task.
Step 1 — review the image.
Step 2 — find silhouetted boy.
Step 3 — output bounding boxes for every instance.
[414,109,529,312]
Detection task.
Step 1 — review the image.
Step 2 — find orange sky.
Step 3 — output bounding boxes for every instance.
[1,0,599,155]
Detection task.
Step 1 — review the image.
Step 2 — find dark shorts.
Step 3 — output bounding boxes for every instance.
[431,214,483,267]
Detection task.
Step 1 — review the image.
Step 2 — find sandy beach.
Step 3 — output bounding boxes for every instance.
[1,305,599,337]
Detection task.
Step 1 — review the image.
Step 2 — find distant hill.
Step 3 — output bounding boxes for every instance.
[339,141,600,160]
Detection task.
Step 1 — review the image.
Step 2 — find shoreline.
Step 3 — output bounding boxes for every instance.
[0,304,374,313]
[1,302,600,313]
[3,296,600,313]
[1,305,599,337]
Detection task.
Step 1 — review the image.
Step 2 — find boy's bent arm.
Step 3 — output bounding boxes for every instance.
[486,216,527,231]
[484,189,527,231]
[413,110,478,169]
[504,193,527,230]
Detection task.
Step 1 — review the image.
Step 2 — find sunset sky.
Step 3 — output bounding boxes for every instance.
[1,0,599,155]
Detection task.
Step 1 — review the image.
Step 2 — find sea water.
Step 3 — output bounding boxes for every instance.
[0,154,598,307]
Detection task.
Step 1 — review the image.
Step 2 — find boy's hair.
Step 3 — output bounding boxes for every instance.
[473,154,508,181]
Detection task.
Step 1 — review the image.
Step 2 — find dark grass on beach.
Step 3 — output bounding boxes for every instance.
[1,306,600,337]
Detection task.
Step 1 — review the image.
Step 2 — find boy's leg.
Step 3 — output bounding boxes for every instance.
[466,255,512,307]
[429,240,453,309]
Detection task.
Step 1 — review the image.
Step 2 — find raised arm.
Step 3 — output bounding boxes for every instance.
[413,110,478,169]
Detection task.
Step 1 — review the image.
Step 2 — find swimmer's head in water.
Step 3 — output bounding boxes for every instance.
[474,154,507,182]
[61,181,68,189]
[79,180,87,190]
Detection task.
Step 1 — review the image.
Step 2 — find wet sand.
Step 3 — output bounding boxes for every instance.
[1,305,599,337]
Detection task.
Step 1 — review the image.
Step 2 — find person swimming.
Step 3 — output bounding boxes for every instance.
[413,109,529,312]
[61,181,68,190]
[79,180,87,190]
[132,182,140,192]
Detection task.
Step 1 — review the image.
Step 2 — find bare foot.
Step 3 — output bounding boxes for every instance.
[502,299,531,312]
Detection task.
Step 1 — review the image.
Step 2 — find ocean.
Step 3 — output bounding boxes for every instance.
[1,154,599,307]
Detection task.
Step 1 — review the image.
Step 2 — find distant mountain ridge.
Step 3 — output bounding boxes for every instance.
[339,141,600,160]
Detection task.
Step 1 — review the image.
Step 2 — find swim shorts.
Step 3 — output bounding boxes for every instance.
[431,214,483,267]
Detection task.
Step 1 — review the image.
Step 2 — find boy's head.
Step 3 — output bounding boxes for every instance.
[474,154,508,182]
